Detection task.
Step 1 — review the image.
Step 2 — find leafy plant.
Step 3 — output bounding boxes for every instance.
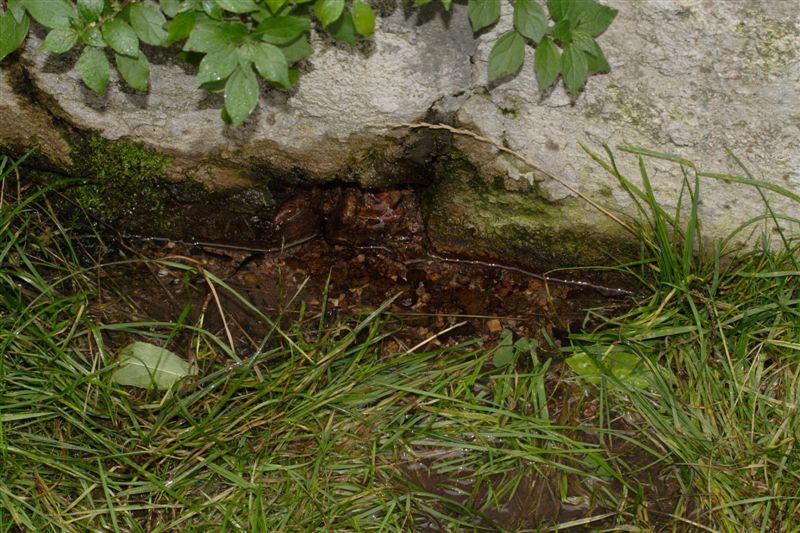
[0,0,616,126]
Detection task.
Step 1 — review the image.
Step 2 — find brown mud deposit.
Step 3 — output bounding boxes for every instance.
[106,186,636,350]
[88,186,681,530]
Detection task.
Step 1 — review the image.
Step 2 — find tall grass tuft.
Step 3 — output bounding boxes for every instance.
[571,146,800,531]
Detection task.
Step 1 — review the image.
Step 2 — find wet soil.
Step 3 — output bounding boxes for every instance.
[86,186,683,530]
[102,187,635,353]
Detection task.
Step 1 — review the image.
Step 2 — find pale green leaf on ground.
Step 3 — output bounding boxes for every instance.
[40,27,78,54]
[111,342,197,391]
[314,0,344,28]
[129,2,168,46]
[78,45,109,95]
[225,65,260,127]
[467,0,500,32]
[22,0,75,29]
[0,10,30,61]
[116,50,150,91]
[488,30,525,82]
[352,0,375,37]
[566,349,659,391]
[534,36,560,91]
[102,18,139,57]
[492,330,515,368]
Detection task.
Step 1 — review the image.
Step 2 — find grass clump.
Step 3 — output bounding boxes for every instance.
[0,151,637,531]
[568,146,800,530]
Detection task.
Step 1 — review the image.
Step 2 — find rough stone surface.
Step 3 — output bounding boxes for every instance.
[1,0,798,264]
[455,0,800,259]
[0,64,72,166]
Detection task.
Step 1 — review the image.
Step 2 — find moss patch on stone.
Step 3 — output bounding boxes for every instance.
[69,134,171,228]
[424,152,638,268]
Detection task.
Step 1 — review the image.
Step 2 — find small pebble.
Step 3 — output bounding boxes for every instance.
[487,319,503,333]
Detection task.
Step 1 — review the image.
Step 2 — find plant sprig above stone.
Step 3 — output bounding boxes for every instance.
[0,0,616,127]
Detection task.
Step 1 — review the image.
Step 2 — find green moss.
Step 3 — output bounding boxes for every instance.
[424,152,636,267]
[69,134,171,227]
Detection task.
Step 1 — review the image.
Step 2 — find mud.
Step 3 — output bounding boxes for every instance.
[86,185,684,530]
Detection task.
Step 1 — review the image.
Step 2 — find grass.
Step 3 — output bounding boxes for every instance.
[567,146,800,531]
[0,153,640,532]
[2,145,800,532]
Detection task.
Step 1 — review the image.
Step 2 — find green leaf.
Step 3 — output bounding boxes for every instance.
[160,0,184,18]
[219,21,248,42]
[513,0,546,43]
[165,10,197,45]
[77,0,103,23]
[492,330,516,368]
[115,50,150,90]
[250,41,289,88]
[467,0,500,32]
[550,18,571,43]
[79,25,106,47]
[586,40,609,73]
[279,36,313,64]
[195,44,238,85]
[487,30,524,82]
[565,349,662,391]
[328,8,355,45]
[184,20,228,52]
[101,18,139,57]
[256,16,310,45]
[78,46,109,95]
[8,0,27,24]
[534,36,560,91]
[214,0,259,14]
[265,0,287,13]
[441,0,452,9]
[547,0,579,22]
[202,0,223,19]
[225,65,259,127]
[0,10,30,61]
[313,0,344,28]
[22,0,75,29]
[129,2,168,46]
[111,342,196,391]
[352,0,375,37]
[574,0,617,37]
[562,41,587,96]
[40,27,78,53]
[570,30,595,55]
